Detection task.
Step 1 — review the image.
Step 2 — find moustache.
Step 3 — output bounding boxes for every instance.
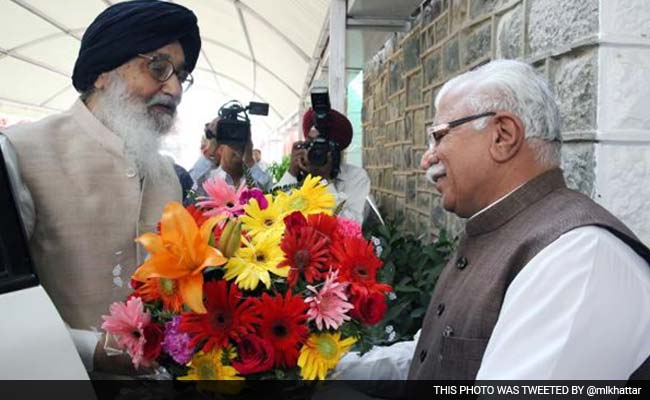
[425,163,446,184]
[147,94,180,113]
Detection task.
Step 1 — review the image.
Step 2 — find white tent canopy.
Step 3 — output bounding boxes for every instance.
[0,0,329,165]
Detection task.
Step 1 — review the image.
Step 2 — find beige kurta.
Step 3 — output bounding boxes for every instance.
[3,99,181,329]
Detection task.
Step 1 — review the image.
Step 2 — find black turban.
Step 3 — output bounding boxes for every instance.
[72,0,201,92]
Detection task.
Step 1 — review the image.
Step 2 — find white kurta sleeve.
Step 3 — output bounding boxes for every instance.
[333,330,419,380]
[275,170,299,188]
[477,226,650,380]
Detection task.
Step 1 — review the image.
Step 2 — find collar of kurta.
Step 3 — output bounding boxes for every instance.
[69,99,127,161]
[465,168,567,237]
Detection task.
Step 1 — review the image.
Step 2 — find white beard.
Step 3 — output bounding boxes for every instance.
[92,72,179,184]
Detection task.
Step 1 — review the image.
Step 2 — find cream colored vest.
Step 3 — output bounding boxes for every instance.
[4,100,181,329]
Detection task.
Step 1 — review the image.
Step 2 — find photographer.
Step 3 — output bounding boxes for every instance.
[277,107,370,223]
[189,118,220,196]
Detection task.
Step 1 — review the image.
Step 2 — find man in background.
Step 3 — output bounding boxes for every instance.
[189,118,221,196]
[0,0,201,375]
[278,108,370,223]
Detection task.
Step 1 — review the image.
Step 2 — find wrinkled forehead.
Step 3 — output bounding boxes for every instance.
[433,88,473,124]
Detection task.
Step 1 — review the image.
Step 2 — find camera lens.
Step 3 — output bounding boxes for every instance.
[308,146,328,166]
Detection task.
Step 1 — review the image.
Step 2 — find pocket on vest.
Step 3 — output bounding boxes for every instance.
[440,336,489,380]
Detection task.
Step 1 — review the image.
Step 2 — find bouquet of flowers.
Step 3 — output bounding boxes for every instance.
[101,174,392,384]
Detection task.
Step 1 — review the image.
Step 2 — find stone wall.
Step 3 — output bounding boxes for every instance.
[362,0,606,240]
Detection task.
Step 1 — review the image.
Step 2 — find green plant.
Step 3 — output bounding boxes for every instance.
[267,155,290,183]
[360,214,455,350]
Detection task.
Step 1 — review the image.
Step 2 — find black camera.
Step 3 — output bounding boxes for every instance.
[296,137,338,167]
[207,100,269,145]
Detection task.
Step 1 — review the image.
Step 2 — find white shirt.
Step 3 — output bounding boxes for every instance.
[336,221,650,380]
[276,163,371,224]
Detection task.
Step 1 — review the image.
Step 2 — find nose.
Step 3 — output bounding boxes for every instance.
[162,73,183,100]
[420,146,439,170]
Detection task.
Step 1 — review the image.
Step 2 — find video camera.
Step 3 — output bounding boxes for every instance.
[296,86,342,179]
[207,100,269,145]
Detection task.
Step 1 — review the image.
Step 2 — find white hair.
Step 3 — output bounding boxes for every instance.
[92,71,178,183]
[435,59,562,168]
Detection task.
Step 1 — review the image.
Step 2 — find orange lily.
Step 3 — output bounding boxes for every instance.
[133,202,226,313]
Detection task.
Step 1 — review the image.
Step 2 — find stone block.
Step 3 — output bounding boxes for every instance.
[527,0,598,56]
[422,25,435,51]
[462,20,492,66]
[550,49,597,132]
[404,144,412,168]
[406,175,417,204]
[389,57,404,95]
[496,4,523,59]
[404,32,421,72]
[423,50,442,86]
[413,108,426,147]
[470,0,511,20]
[416,190,433,211]
[450,0,469,30]
[601,0,650,40]
[561,142,595,197]
[598,46,650,134]
[434,13,450,44]
[404,112,413,142]
[387,96,398,121]
[443,38,460,76]
[396,119,405,141]
[395,196,406,215]
[407,72,423,107]
[594,143,650,244]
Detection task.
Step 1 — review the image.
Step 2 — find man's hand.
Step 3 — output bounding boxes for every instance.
[92,335,138,376]
[289,141,308,177]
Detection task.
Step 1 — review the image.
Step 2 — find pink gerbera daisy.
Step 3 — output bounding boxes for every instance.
[101,297,151,368]
[196,176,246,218]
[304,269,354,331]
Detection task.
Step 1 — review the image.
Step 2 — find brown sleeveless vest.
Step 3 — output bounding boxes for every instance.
[408,168,650,380]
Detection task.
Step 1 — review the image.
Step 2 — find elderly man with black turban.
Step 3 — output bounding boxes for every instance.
[277,108,371,223]
[0,0,201,375]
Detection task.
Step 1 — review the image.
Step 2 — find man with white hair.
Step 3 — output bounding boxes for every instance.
[337,60,650,384]
[0,0,200,374]
[410,59,650,380]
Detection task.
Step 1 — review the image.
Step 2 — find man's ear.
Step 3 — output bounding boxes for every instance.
[489,112,525,163]
[94,72,109,91]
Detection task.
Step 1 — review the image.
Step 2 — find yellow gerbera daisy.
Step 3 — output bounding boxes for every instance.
[224,231,287,290]
[240,195,285,239]
[280,174,335,216]
[298,332,356,380]
[178,349,244,394]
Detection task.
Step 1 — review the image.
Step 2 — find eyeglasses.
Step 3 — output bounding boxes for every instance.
[427,111,496,148]
[138,54,194,92]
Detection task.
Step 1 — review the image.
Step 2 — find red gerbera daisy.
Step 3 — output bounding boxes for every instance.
[306,213,339,241]
[255,291,309,368]
[330,236,392,297]
[179,280,260,352]
[279,226,331,286]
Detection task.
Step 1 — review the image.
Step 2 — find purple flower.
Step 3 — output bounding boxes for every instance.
[162,316,193,364]
[239,188,268,209]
